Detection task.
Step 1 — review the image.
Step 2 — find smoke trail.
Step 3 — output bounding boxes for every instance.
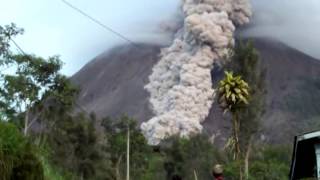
[141,0,252,145]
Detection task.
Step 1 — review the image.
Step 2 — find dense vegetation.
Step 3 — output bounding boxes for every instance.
[0,24,293,180]
[0,121,44,180]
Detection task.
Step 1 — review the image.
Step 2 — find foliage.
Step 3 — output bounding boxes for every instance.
[224,145,291,180]
[140,154,167,180]
[230,40,266,151]
[0,24,78,136]
[0,54,76,132]
[0,24,291,180]
[0,23,23,65]
[0,24,23,121]
[101,116,153,180]
[45,112,109,180]
[218,70,251,176]
[0,115,293,180]
[225,40,267,179]
[41,156,73,180]
[160,135,225,180]
[0,23,79,179]
[0,121,44,180]
[218,71,250,113]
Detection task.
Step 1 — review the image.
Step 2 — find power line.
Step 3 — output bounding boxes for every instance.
[10,39,27,55]
[3,0,142,71]
[0,39,25,72]
[60,0,139,47]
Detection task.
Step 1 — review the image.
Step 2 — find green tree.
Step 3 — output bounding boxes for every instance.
[0,121,44,180]
[46,112,110,180]
[1,55,64,135]
[218,71,250,159]
[0,23,23,66]
[0,24,23,121]
[101,116,153,180]
[0,24,78,136]
[161,135,225,180]
[218,71,250,180]
[230,40,266,179]
[224,145,291,180]
[0,23,79,180]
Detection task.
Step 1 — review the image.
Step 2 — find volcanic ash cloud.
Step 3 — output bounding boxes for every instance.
[141,0,252,145]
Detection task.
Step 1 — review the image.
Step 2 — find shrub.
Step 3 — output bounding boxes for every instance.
[224,145,291,180]
[0,121,44,180]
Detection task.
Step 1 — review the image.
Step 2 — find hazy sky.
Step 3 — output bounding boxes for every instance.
[244,0,320,60]
[0,0,180,75]
[1,0,320,75]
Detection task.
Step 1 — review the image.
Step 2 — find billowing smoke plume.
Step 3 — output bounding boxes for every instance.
[141,0,252,145]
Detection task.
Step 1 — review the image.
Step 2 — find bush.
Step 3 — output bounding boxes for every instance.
[0,121,44,180]
[224,145,291,180]
[161,135,225,180]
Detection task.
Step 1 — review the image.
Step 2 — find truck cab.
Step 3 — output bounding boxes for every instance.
[290,131,320,180]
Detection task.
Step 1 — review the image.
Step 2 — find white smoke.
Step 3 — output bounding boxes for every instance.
[141,0,252,145]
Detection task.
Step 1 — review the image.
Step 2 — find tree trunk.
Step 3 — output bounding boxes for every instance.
[232,112,241,160]
[126,127,130,180]
[232,111,243,180]
[24,109,40,136]
[194,170,198,180]
[24,110,29,136]
[244,136,253,180]
[115,155,123,180]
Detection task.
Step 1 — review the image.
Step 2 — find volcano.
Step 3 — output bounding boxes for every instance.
[71,38,320,144]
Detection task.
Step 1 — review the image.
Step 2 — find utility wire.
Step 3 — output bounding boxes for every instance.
[11,38,27,55]
[3,0,142,71]
[60,0,139,47]
[0,39,24,72]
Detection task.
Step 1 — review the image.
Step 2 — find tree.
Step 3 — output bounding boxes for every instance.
[161,135,225,180]
[126,124,130,180]
[1,55,63,135]
[224,145,291,180]
[0,24,23,121]
[0,24,78,136]
[0,121,44,180]
[218,71,250,180]
[230,40,266,179]
[218,71,250,159]
[46,112,110,180]
[0,23,24,66]
[101,116,153,180]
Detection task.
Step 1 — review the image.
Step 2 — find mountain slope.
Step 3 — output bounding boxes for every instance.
[71,38,320,144]
[72,44,161,122]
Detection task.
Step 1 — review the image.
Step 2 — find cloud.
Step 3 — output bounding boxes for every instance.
[242,0,320,59]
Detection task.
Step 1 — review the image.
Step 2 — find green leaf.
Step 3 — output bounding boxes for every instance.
[231,94,236,103]
[234,88,241,94]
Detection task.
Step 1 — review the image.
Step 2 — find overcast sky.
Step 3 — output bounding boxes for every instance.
[1,0,320,75]
[0,0,180,75]
[244,0,320,60]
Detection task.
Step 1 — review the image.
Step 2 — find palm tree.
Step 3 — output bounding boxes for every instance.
[218,71,250,180]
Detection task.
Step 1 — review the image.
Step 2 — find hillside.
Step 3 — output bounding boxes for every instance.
[71,38,320,144]
[71,44,162,121]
